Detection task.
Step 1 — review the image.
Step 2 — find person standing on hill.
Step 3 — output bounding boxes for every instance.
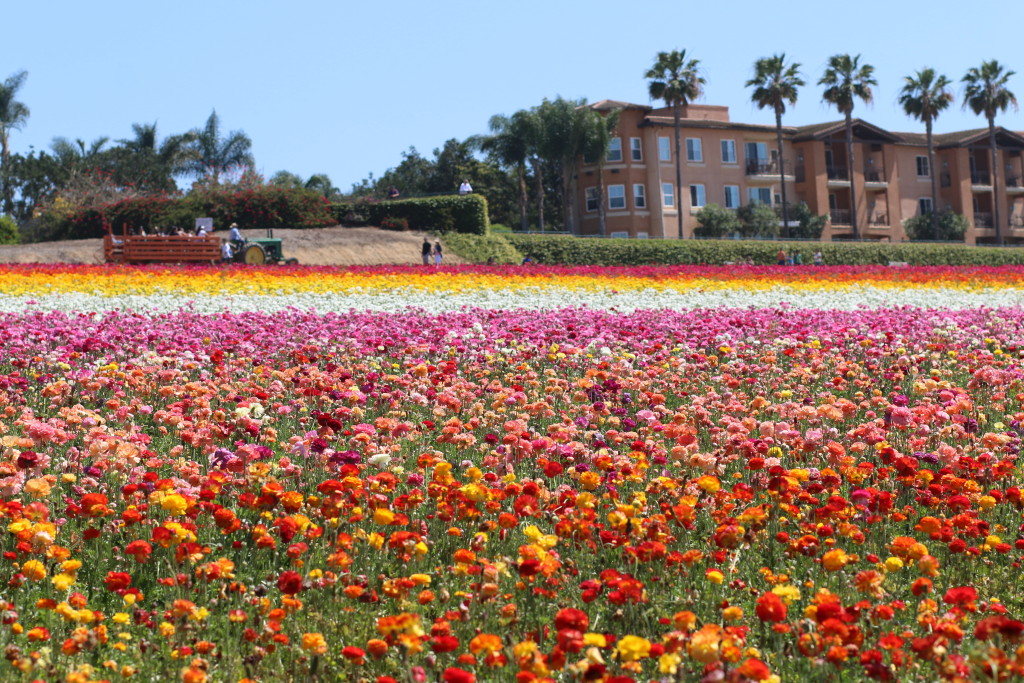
[434,241,443,266]
[422,238,432,265]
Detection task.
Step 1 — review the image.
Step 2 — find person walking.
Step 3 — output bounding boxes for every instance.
[422,238,432,265]
[813,250,823,266]
[434,241,443,266]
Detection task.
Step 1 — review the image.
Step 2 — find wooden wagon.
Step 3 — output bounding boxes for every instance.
[103,233,221,264]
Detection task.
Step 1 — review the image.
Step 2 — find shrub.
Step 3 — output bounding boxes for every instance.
[787,202,828,239]
[737,203,779,238]
[380,216,409,231]
[331,195,489,235]
[903,210,970,241]
[440,233,523,264]
[695,204,741,238]
[504,234,1024,266]
[0,215,18,245]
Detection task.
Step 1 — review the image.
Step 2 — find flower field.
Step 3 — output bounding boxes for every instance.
[2,264,1024,682]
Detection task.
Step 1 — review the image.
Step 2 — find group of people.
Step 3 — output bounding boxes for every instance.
[776,248,824,266]
[421,238,443,266]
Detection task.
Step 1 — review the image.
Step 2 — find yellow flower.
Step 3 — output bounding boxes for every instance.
[160,494,189,516]
[52,572,76,591]
[884,557,904,573]
[706,569,725,584]
[616,635,652,662]
[583,633,607,648]
[301,632,327,655]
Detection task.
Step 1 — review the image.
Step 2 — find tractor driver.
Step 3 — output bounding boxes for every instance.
[228,223,245,252]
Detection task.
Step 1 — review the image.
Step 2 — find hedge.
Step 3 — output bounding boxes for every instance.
[440,233,523,264]
[332,195,489,235]
[57,187,335,239]
[504,235,1024,266]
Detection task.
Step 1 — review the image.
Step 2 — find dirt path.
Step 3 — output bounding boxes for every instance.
[0,227,466,266]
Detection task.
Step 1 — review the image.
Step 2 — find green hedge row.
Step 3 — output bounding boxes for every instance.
[440,233,523,264]
[503,235,1024,266]
[331,195,489,235]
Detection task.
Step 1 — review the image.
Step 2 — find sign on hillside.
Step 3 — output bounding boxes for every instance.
[195,218,214,232]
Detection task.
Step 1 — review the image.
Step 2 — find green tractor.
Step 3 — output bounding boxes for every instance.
[234,228,298,265]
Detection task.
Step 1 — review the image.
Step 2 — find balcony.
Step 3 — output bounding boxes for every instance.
[745,159,795,183]
[864,168,887,187]
[974,211,994,228]
[826,165,849,180]
[971,171,991,188]
[830,209,852,225]
[867,213,889,227]
[1007,176,1024,193]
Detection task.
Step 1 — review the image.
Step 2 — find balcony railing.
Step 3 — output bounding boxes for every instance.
[745,159,793,176]
[971,171,991,185]
[830,209,852,225]
[1010,215,1024,228]
[867,213,888,226]
[1007,175,1023,188]
[864,169,886,183]
[826,165,849,181]
[974,211,994,228]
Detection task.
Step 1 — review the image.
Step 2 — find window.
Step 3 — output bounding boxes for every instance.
[608,184,626,210]
[662,183,675,207]
[747,187,771,204]
[690,184,706,208]
[609,231,629,239]
[585,187,598,213]
[745,141,768,162]
[721,140,737,164]
[918,197,933,215]
[686,138,703,162]
[630,138,642,162]
[633,184,646,209]
[658,137,671,162]
[916,156,930,177]
[636,232,649,239]
[724,185,740,209]
[606,137,622,162]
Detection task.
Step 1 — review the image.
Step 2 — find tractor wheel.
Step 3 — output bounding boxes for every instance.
[243,244,266,265]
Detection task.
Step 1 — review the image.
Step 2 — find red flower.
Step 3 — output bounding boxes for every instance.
[125,540,152,562]
[755,592,787,623]
[442,668,475,683]
[277,570,303,595]
[104,572,132,592]
[943,586,977,607]
[554,608,589,632]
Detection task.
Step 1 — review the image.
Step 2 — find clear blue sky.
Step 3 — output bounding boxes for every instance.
[6,0,1022,193]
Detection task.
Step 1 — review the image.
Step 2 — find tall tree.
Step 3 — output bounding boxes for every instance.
[304,173,339,199]
[645,50,704,238]
[580,107,621,237]
[117,122,196,178]
[537,97,592,234]
[747,54,804,235]
[899,68,954,240]
[185,110,254,182]
[819,54,876,239]
[476,110,532,230]
[50,136,110,183]
[962,60,1018,245]
[0,70,30,215]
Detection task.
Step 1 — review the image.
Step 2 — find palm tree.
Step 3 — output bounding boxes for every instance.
[537,97,592,233]
[962,60,1018,245]
[645,50,704,238]
[476,110,535,230]
[580,107,622,237]
[819,54,877,239]
[50,136,110,182]
[185,110,254,182]
[117,122,196,180]
[747,54,804,236]
[899,68,954,241]
[0,70,30,215]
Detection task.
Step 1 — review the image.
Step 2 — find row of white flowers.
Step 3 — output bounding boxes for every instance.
[6,285,1024,314]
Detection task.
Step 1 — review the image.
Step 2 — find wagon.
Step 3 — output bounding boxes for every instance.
[103,232,221,263]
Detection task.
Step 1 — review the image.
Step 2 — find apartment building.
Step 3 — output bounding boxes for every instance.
[577,100,1024,243]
